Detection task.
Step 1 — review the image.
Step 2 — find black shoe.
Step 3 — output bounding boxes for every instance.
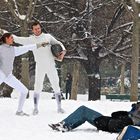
[52,96,65,100]
[61,96,65,100]
[52,96,55,99]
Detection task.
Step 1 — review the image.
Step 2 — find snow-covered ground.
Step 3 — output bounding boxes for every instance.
[0,91,135,140]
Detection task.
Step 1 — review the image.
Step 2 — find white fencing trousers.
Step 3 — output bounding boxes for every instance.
[3,74,28,112]
[33,61,61,111]
[34,62,60,94]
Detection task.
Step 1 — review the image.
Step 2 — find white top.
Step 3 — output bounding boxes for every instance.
[0,43,37,78]
[13,33,66,64]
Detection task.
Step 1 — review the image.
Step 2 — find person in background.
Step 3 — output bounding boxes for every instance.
[14,21,66,114]
[49,102,140,133]
[65,73,72,99]
[0,32,46,116]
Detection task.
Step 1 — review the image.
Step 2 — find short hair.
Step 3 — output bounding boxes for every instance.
[0,32,12,43]
[31,21,41,29]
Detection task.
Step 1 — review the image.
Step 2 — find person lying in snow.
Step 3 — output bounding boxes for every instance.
[49,102,140,133]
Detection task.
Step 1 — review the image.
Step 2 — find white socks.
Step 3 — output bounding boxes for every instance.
[33,93,40,110]
[55,93,64,113]
[55,94,61,109]
[17,92,27,112]
[33,92,64,113]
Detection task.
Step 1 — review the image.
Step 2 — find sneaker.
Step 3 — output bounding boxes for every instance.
[57,108,64,113]
[48,122,68,132]
[16,111,29,116]
[33,109,39,115]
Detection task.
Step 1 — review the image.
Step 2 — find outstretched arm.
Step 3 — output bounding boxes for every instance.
[14,42,48,56]
[13,35,32,45]
[14,44,37,56]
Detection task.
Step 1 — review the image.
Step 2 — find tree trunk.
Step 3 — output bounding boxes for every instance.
[88,75,101,101]
[130,1,140,101]
[28,51,36,90]
[20,21,30,91]
[21,58,29,98]
[71,61,80,100]
[120,62,125,94]
[84,51,101,101]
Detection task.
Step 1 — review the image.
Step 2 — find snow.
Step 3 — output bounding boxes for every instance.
[0,91,135,140]
[18,15,26,20]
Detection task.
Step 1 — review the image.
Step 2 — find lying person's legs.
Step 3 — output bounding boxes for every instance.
[49,105,103,132]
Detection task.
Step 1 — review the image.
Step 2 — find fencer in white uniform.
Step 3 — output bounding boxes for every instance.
[0,32,45,116]
[14,21,66,114]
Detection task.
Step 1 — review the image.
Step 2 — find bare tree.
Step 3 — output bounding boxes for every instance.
[123,0,140,101]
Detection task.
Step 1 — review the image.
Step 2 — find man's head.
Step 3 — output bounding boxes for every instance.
[0,33,14,45]
[131,102,140,112]
[130,102,140,125]
[31,21,42,36]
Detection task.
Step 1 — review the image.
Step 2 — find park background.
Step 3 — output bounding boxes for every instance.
[0,1,140,139]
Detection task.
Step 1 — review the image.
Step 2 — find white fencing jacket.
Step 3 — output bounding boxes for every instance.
[0,43,37,84]
[14,33,66,65]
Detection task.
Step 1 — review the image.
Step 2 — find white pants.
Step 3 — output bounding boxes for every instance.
[1,73,28,112]
[34,62,60,93]
[33,62,62,111]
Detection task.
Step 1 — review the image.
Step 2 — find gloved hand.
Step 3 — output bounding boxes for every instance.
[55,50,66,62]
[36,42,49,48]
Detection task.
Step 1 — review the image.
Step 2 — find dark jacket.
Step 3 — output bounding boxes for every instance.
[66,75,72,88]
[94,111,133,133]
